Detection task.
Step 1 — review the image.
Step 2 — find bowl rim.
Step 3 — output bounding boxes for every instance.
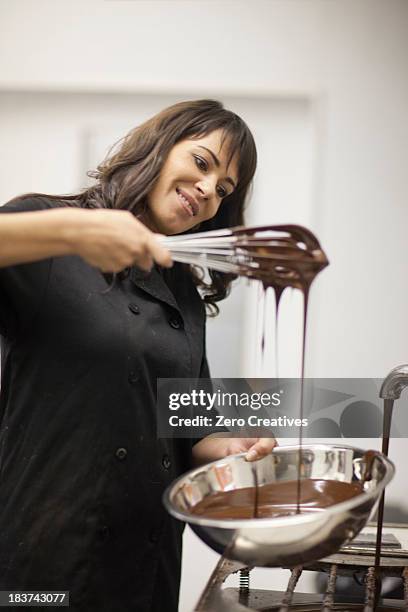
[162,443,395,529]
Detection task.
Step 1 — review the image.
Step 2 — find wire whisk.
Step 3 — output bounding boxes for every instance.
[159,224,329,290]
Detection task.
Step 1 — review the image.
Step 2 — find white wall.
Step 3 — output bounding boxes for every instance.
[1,1,408,610]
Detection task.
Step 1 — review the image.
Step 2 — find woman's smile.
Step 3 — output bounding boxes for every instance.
[176,187,199,217]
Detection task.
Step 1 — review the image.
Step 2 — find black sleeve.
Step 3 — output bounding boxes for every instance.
[0,196,58,340]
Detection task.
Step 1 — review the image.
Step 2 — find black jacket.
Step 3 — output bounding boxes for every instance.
[0,197,208,611]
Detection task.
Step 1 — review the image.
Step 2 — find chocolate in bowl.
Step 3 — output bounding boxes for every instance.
[190,478,366,520]
[163,445,394,567]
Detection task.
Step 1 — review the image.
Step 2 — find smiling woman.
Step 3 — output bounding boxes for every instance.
[0,100,273,612]
[87,99,258,312]
[4,100,257,313]
[145,130,239,234]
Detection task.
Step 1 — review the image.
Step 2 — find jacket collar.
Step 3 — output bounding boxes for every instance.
[129,265,181,313]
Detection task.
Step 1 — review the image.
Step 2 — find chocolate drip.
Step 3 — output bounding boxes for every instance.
[260,289,267,372]
[238,225,328,517]
[225,224,331,519]
[258,225,328,513]
[252,464,259,519]
[274,287,281,379]
[296,286,309,512]
[176,224,330,523]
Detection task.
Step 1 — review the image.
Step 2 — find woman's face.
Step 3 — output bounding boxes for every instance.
[144,129,239,235]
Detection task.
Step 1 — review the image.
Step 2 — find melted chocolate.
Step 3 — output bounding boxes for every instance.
[232,225,329,516]
[193,223,392,598]
[229,224,329,291]
[191,478,365,520]
[188,223,394,596]
[251,464,259,519]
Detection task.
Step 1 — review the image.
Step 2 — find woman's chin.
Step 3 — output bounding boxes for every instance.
[162,217,197,236]
[146,209,198,235]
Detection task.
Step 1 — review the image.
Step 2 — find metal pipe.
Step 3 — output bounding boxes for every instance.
[363,566,377,612]
[279,566,303,612]
[321,564,337,612]
[380,364,408,400]
[373,364,408,599]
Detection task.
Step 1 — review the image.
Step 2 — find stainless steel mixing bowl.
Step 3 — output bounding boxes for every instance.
[163,444,395,567]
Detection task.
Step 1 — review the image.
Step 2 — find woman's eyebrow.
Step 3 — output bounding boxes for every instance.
[197,146,237,189]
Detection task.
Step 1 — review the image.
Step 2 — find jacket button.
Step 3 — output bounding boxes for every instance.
[115,447,128,461]
[128,303,140,315]
[162,454,171,470]
[128,371,139,385]
[98,525,110,541]
[169,316,182,330]
[149,528,160,544]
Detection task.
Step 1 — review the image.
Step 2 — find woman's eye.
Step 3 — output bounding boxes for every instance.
[193,155,228,198]
[194,155,208,171]
[217,186,227,198]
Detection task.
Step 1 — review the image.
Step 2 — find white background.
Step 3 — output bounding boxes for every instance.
[0,1,407,609]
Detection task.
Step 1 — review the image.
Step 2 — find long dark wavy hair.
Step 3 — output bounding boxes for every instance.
[18,100,257,315]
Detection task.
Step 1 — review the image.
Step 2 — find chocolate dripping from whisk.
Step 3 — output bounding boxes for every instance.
[230,225,328,516]
[261,279,312,515]
[259,286,281,375]
[162,223,329,516]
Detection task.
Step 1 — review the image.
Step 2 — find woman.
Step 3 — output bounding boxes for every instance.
[0,100,276,611]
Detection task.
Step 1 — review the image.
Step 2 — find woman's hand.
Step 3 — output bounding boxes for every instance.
[64,208,172,272]
[0,207,170,270]
[191,434,278,467]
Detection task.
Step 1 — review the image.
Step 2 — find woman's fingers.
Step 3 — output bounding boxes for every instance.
[245,437,278,461]
[128,223,172,271]
[135,250,154,272]
[146,234,173,269]
[71,209,173,273]
[134,239,171,272]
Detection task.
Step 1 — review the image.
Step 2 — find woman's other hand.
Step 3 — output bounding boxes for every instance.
[65,208,172,272]
[191,434,278,467]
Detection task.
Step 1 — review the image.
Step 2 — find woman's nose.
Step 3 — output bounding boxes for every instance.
[195,178,215,200]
